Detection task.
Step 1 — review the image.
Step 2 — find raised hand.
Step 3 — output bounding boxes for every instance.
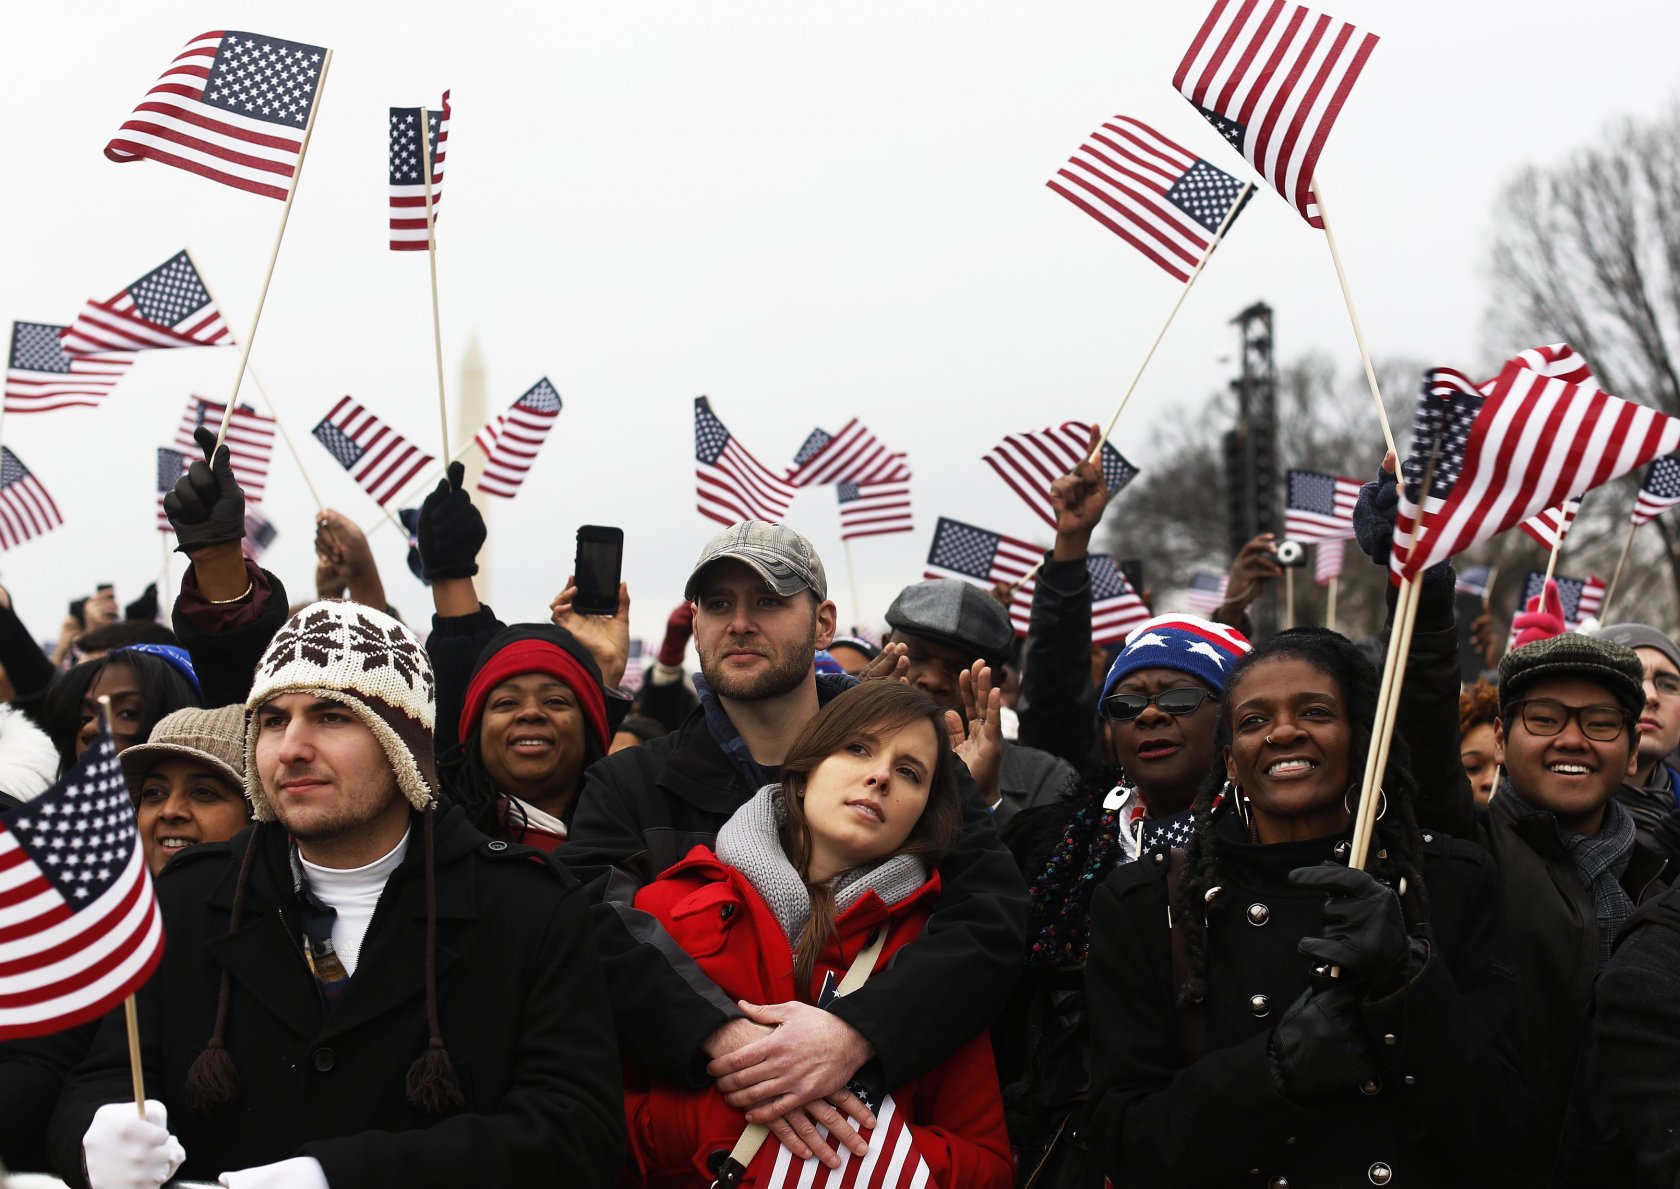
[416,461,486,581]
[164,426,246,554]
[946,661,1002,802]
[551,577,632,688]
[1049,423,1110,560]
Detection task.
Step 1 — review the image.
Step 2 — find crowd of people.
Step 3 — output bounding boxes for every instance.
[0,423,1675,1188]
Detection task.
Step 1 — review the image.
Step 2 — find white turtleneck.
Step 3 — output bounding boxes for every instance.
[297,828,410,977]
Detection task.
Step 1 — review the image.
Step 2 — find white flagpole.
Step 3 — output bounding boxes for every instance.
[1313,174,1399,461]
[419,106,450,462]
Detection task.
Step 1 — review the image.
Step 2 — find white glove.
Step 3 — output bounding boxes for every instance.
[219,1156,330,1189]
[82,1099,186,1189]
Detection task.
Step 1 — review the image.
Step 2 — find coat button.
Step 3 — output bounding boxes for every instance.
[1333,840,1351,860]
[1383,1033,1398,1046]
[1403,1075,1417,1086]
[487,840,508,852]
[1368,1163,1393,1185]
[311,1047,335,1072]
[1360,1077,1382,1095]
[1246,903,1270,925]
[1268,1178,1290,1189]
[1249,994,1270,1017]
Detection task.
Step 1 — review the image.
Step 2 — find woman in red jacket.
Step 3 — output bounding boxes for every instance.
[624,680,1013,1188]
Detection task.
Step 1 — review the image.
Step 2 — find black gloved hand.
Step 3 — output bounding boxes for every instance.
[1352,466,1398,566]
[1290,862,1418,989]
[417,461,485,580]
[163,427,247,554]
[124,583,159,623]
[1268,985,1377,1104]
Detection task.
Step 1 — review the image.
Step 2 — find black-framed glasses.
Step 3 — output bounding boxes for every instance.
[1508,699,1630,742]
[1103,687,1214,721]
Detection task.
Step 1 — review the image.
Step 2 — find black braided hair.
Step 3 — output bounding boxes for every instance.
[438,730,602,842]
[1173,627,1434,1006]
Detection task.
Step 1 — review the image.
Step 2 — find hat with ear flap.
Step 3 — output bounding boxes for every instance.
[243,601,438,821]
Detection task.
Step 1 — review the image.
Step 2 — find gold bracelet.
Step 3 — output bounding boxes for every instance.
[205,578,255,606]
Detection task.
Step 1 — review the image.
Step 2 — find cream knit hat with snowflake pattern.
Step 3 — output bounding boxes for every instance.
[243,601,438,822]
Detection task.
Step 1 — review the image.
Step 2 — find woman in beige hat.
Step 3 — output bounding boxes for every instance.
[120,705,251,877]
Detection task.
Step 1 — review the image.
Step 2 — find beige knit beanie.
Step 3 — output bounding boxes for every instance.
[121,704,247,795]
[243,601,437,822]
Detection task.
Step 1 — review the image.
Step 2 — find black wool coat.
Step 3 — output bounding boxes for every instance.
[1084,814,1524,1189]
[49,805,625,1188]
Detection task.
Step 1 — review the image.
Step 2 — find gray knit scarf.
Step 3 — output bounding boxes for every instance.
[714,784,929,947]
[1504,780,1638,966]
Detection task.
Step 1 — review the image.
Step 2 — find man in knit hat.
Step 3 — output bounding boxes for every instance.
[1598,622,1680,850]
[50,600,624,1189]
[564,521,1026,1171]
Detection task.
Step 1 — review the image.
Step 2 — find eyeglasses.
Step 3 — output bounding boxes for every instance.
[1507,699,1631,742]
[1103,687,1214,721]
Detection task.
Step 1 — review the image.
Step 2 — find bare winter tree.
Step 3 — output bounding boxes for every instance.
[1484,105,1680,628]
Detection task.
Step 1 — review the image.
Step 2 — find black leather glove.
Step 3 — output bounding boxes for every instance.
[1352,466,1398,566]
[163,427,246,554]
[1290,862,1418,989]
[417,461,485,580]
[124,583,159,622]
[1268,985,1377,1104]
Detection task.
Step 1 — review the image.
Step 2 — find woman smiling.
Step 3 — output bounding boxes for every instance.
[1084,628,1522,1188]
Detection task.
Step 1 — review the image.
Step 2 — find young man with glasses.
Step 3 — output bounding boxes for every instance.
[1471,633,1671,1181]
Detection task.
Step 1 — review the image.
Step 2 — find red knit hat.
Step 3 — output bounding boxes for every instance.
[459,633,610,752]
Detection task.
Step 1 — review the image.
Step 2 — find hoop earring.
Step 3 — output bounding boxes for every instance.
[1229,780,1252,830]
[1343,785,1387,821]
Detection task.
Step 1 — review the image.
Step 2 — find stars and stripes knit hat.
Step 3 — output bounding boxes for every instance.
[1099,613,1252,712]
[243,601,438,822]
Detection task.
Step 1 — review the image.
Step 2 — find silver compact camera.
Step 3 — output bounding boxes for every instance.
[1274,539,1307,568]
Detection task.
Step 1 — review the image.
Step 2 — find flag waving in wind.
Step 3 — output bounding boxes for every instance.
[4,324,134,415]
[473,378,562,498]
[1518,497,1582,551]
[389,91,450,250]
[1048,114,1250,283]
[61,251,232,357]
[0,449,63,550]
[312,397,435,507]
[787,419,909,487]
[982,423,1139,531]
[175,398,276,504]
[1634,456,1680,527]
[105,31,329,200]
[1284,469,1360,542]
[693,397,796,526]
[1173,0,1378,227]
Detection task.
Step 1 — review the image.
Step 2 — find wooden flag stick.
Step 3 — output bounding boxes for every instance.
[1312,174,1399,461]
[0,322,11,462]
[842,538,863,628]
[1542,525,1565,586]
[1326,575,1339,633]
[1599,520,1641,624]
[97,694,148,1115]
[216,48,334,449]
[419,107,450,461]
[1483,564,1499,611]
[1088,179,1255,464]
[245,368,326,514]
[1284,566,1296,630]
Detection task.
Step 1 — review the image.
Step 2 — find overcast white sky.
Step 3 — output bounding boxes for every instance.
[2,0,1677,646]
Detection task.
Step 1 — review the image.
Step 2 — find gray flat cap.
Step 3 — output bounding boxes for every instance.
[885,580,1014,667]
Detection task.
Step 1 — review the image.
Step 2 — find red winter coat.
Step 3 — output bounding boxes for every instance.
[623,847,1013,1189]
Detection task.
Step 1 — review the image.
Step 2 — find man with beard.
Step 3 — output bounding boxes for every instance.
[562,521,1026,1173]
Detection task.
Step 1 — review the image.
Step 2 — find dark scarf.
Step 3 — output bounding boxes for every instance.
[693,670,857,792]
[1504,779,1638,966]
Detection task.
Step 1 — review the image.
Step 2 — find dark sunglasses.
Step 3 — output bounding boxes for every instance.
[1103,687,1214,721]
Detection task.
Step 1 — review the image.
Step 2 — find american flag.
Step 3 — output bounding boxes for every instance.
[694,397,796,526]
[1173,0,1379,227]
[1048,114,1250,283]
[1284,468,1360,542]
[923,518,1145,644]
[174,397,276,505]
[1182,570,1229,614]
[1518,496,1582,551]
[156,447,188,533]
[1633,456,1680,527]
[389,91,450,251]
[753,1092,931,1189]
[5,323,135,415]
[0,449,64,550]
[1507,571,1607,648]
[105,31,329,201]
[0,732,164,1039]
[1391,360,1680,582]
[787,419,909,487]
[1315,537,1344,586]
[241,508,278,561]
[311,396,436,508]
[60,251,233,356]
[981,423,1140,531]
[1455,564,1493,600]
[473,378,563,498]
[838,479,914,540]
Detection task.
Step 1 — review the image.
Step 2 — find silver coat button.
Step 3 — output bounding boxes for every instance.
[1360,1077,1382,1095]
[1249,994,1270,1017]
[1383,1032,1398,1046]
[1403,1075,1417,1085]
[1368,1163,1393,1185]
[1247,903,1270,925]
[1268,1178,1290,1189]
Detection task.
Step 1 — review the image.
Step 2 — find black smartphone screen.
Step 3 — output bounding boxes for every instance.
[573,526,624,616]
